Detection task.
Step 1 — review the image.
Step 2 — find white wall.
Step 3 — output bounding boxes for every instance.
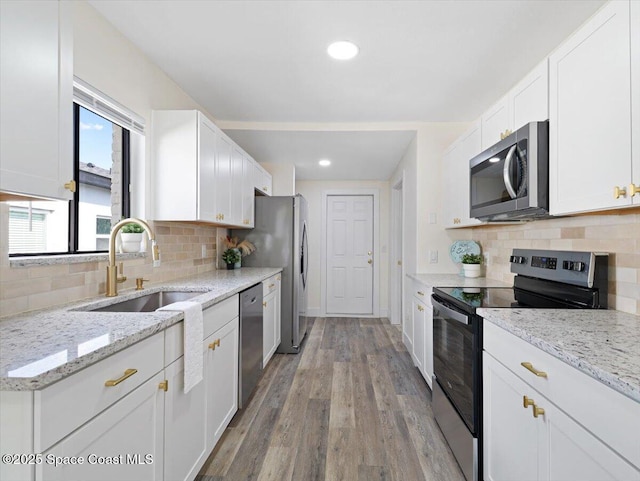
[261,163,296,196]
[72,1,219,219]
[295,180,390,317]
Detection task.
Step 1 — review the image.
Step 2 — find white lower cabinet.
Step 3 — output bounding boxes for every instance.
[37,372,165,481]
[204,317,239,451]
[484,322,640,481]
[262,274,281,367]
[163,355,207,481]
[410,282,433,389]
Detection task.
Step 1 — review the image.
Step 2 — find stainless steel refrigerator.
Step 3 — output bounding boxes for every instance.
[233,195,309,353]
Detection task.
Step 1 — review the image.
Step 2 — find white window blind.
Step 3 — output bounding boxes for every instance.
[73,77,145,134]
[9,210,47,253]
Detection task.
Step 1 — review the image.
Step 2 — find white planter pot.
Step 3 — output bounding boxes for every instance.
[120,233,143,253]
[462,264,482,278]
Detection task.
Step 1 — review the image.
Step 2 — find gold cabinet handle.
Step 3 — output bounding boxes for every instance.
[500,129,513,140]
[417,291,425,296]
[523,395,535,408]
[629,183,640,197]
[105,368,137,387]
[521,362,547,378]
[368,259,373,264]
[397,260,402,266]
[263,186,268,191]
[614,186,627,199]
[159,380,168,392]
[532,404,545,419]
[64,179,77,193]
[208,338,221,350]
[276,276,281,281]
[263,301,267,307]
[268,283,275,288]
[417,305,424,312]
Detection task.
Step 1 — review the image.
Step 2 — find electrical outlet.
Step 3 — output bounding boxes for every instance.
[429,250,438,263]
[201,244,207,258]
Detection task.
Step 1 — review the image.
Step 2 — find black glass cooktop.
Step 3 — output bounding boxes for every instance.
[433,287,523,310]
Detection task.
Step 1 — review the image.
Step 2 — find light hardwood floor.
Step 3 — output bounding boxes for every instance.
[196,317,465,481]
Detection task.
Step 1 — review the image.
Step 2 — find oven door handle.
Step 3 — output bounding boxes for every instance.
[432,298,470,325]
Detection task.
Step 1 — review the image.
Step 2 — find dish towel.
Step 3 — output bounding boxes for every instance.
[158,301,203,393]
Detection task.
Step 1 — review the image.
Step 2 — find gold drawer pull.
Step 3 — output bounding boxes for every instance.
[417,305,424,312]
[523,395,534,408]
[105,368,137,387]
[629,183,640,197]
[614,186,627,199]
[208,339,221,350]
[521,362,547,378]
[532,404,545,419]
[64,180,76,193]
[159,380,168,392]
[276,276,281,281]
[263,301,267,307]
[417,291,425,296]
[268,283,275,288]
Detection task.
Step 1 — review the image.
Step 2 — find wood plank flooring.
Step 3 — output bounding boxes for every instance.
[196,317,465,481]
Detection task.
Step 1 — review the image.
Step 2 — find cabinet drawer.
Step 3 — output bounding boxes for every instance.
[165,295,239,363]
[412,281,431,305]
[263,275,278,297]
[484,321,640,467]
[34,331,164,452]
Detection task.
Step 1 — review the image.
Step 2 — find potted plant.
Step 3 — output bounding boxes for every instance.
[461,253,483,278]
[222,248,241,270]
[220,235,256,268]
[120,222,144,253]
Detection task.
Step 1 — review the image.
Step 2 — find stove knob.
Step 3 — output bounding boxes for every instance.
[562,261,574,270]
[509,255,517,263]
[573,262,585,272]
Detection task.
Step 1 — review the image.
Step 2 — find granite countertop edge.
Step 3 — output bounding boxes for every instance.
[478,308,640,403]
[0,267,282,391]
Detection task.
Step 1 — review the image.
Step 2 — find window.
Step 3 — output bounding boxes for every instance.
[8,80,144,256]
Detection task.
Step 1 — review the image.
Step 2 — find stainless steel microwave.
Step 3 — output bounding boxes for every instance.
[469,120,549,221]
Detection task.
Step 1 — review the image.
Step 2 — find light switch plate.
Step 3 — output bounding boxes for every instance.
[429,250,438,263]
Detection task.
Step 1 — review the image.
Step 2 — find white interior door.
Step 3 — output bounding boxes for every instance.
[326,195,374,315]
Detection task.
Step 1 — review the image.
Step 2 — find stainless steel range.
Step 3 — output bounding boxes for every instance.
[431,249,608,481]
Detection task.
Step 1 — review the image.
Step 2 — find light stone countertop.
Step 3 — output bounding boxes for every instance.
[407,273,511,288]
[0,268,281,391]
[478,308,640,403]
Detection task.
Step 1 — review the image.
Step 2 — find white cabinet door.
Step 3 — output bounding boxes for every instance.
[443,121,482,228]
[198,115,217,222]
[481,96,510,150]
[411,298,425,373]
[229,145,244,226]
[37,373,164,481]
[511,60,549,131]
[483,353,544,481]
[549,0,633,214]
[205,317,239,452]
[263,290,277,367]
[163,356,207,481]
[0,0,73,201]
[242,154,255,227]
[215,132,232,223]
[254,162,272,196]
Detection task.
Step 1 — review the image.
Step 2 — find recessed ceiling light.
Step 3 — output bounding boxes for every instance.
[319,159,331,167]
[327,41,359,60]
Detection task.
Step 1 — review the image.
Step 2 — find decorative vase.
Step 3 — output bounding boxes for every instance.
[232,248,241,269]
[120,233,143,253]
[462,264,482,278]
[226,263,235,270]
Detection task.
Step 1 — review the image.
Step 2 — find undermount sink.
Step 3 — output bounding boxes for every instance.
[90,291,201,313]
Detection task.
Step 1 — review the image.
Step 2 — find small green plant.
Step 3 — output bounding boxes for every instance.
[462,253,482,264]
[122,222,143,234]
[222,248,241,265]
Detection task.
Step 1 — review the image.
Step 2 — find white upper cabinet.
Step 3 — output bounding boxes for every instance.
[153,110,256,227]
[549,1,635,215]
[442,120,483,228]
[254,162,272,196]
[481,60,549,150]
[0,0,73,201]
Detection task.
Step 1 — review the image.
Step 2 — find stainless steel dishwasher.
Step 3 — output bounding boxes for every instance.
[239,284,263,408]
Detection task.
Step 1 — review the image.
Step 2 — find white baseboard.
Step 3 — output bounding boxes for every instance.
[307,307,321,317]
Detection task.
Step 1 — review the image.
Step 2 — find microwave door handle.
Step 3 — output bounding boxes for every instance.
[432,298,470,325]
[503,145,518,199]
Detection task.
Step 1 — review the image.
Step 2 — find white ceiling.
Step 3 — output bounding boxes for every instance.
[89,0,605,180]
